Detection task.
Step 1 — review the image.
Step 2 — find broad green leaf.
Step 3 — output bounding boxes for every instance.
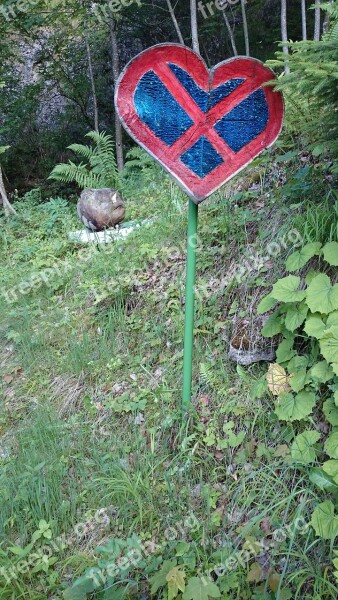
[306,274,338,314]
[261,312,283,337]
[271,276,306,303]
[182,577,220,600]
[289,369,308,393]
[310,360,334,383]
[291,430,320,464]
[288,355,309,371]
[286,242,321,272]
[322,241,338,266]
[323,460,338,483]
[257,293,278,315]
[327,311,338,328]
[304,314,326,338]
[335,390,338,407]
[311,501,338,540]
[275,390,316,421]
[320,327,338,364]
[332,364,338,376]
[309,467,338,490]
[323,398,338,426]
[284,302,308,332]
[276,338,296,363]
[324,432,338,459]
[150,560,177,594]
[166,566,186,600]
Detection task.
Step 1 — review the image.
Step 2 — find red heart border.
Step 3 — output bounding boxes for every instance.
[115,44,284,203]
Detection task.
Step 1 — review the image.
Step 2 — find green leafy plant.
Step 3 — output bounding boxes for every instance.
[259,240,338,542]
[49,131,118,189]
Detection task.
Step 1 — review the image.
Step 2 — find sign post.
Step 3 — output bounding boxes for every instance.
[182,198,198,413]
[115,44,284,416]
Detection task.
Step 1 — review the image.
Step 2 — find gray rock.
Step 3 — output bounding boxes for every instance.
[77,188,125,231]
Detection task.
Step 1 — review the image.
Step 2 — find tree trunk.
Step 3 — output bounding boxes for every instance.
[314,0,321,40]
[241,0,250,56]
[222,9,238,56]
[85,34,99,132]
[301,0,307,40]
[166,0,185,45]
[281,0,289,74]
[108,13,124,172]
[190,0,200,54]
[0,165,17,216]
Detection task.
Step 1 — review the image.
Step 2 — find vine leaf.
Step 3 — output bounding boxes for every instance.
[322,241,338,267]
[275,390,316,421]
[311,501,338,540]
[257,293,278,314]
[291,430,320,464]
[320,327,338,364]
[284,302,308,332]
[310,360,334,383]
[286,242,321,272]
[324,432,338,459]
[182,577,220,600]
[271,275,306,303]
[303,314,326,338]
[323,460,338,484]
[306,274,338,314]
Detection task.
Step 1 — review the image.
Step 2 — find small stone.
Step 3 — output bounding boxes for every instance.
[77,188,125,231]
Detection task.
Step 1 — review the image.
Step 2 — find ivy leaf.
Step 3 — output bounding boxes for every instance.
[257,294,278,315]
[310,360,334,383]
[150,560,177,594]
[311,501,338,540]
[303,314,326,338]
[286,242,321,272]
[320,327,338,364]
[324,432,338,459]
[323,398,338,426]
[261,312,283,337]
[275,390,316,421]
[284,302,308,332]
[306,274,338,314]
[291,430,320,464]
[322,241,338,267]
[323,460,338,484]
[166,566,186,600]
[266,364,291,396]
[309,467,338,491]
[182,577,220,600]
[271,276,306,303]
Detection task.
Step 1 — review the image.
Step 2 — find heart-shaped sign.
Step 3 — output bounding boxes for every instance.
[115,44,284,203]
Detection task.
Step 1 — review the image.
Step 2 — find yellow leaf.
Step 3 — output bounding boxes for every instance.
[266,363,291,396]
[166,566,186,599]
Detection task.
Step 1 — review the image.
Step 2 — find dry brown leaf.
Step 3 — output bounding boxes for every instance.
[266,363,291,396]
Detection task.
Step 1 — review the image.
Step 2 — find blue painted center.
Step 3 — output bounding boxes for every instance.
[168,64,244,113]
[133,65,269,179]
[181,136,224,178]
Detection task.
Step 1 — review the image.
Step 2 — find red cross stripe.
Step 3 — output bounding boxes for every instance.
[115,44,284,203]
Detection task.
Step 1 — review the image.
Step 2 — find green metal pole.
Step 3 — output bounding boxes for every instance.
[182,198,199,414]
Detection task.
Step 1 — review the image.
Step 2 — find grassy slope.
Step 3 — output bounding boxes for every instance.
[0,153,337,599]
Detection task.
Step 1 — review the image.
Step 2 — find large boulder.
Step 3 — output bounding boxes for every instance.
[77,188,125,232]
